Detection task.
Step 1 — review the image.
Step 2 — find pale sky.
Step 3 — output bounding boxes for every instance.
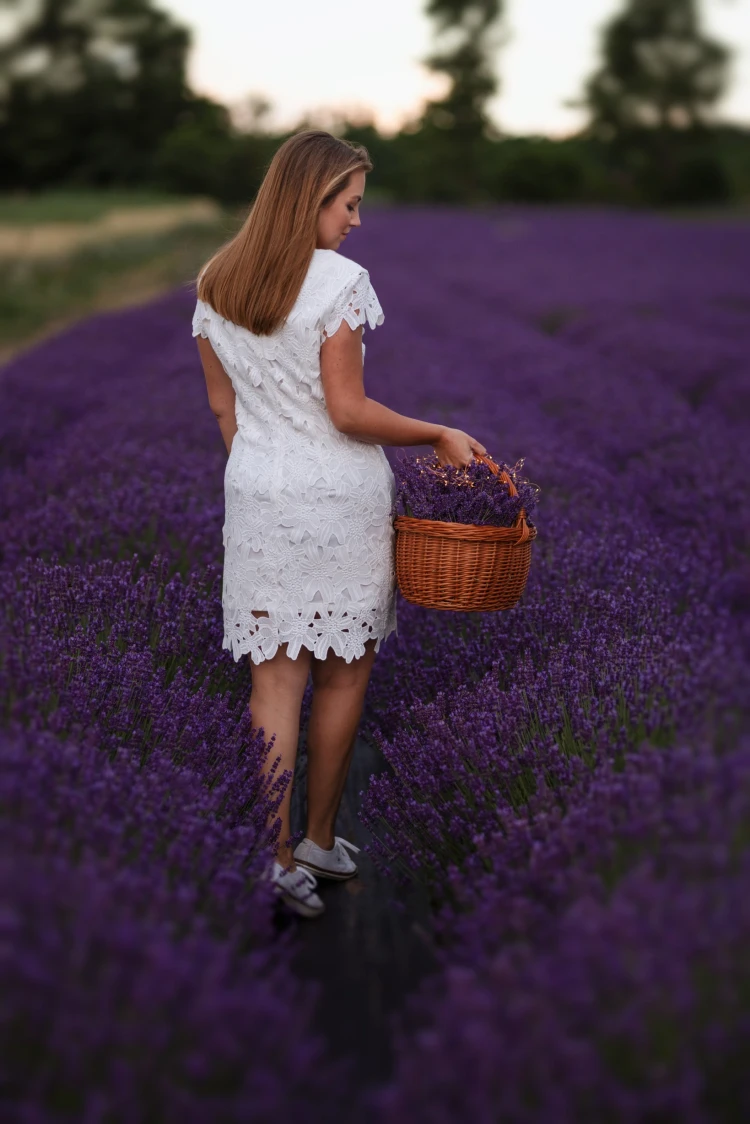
[161,0,750,136]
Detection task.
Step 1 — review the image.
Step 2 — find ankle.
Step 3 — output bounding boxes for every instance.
[304,829,335,851]
[274,857,297,873]
[274,844,296,871]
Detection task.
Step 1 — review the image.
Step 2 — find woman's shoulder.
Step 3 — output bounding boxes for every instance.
[308,250,383,336]
[302,249,376,315]
[308,248,371,286]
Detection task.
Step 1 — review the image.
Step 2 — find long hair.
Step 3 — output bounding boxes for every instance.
[196,130,372,336]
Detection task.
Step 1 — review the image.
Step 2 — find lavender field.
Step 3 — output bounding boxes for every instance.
[2,207,749,1122]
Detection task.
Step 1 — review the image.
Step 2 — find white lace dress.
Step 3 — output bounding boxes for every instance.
[192,248,398,664]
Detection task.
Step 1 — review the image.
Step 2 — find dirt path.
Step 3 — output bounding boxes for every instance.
[0,199,221,260]
[289,731,436,1094]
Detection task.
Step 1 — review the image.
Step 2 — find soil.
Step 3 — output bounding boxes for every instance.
[287,731,438,1097]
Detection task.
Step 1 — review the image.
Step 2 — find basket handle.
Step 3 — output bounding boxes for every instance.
[472,452,531,544]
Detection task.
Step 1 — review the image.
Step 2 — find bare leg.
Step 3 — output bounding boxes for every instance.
[247,611,312,870]
[306,636,378,850]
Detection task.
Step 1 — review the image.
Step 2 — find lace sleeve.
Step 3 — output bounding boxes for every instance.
[192,298,211,339]
[321,270,384,342]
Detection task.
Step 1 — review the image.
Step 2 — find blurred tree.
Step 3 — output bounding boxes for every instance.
[155,117,276,205]
[579,0,733,203]
[583,0,729,135]
[487,138,591,203]
[419,0,506,201]
[0,0,207,188]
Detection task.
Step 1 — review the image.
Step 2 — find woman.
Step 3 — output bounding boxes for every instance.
[193,129,486,918]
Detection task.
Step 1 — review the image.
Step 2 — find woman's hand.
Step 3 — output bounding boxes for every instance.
[432,427,487,468]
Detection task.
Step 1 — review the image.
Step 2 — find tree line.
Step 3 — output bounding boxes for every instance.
[0,0,747,207]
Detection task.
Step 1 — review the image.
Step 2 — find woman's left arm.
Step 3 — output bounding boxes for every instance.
[196,336,237,455]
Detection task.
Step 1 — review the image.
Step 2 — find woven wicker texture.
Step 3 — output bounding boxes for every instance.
[393,453,537,612]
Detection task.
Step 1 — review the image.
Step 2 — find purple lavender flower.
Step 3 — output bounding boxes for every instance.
[394,451,540,527]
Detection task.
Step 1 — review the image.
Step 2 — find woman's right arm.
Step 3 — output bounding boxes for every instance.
[320,321,486,468]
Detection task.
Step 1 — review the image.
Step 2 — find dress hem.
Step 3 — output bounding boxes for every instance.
[223,616,398,665]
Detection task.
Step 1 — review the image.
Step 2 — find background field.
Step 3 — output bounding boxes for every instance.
[2,205,749,1118]
[0,191,238,360]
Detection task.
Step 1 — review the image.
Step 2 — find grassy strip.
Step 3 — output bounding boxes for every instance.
[0,189,201,225]
[0,215,238,357]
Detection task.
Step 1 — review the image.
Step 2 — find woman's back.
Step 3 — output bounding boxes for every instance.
[192,249,384,454]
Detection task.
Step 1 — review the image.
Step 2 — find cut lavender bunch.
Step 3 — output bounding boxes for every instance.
[394,451,540,528]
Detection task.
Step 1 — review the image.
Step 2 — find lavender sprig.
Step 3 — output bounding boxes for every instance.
[394,452,540,527]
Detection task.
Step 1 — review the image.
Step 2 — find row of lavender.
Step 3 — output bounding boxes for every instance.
[361,209,750,1121]
[2,208,749,1120]
[0,288,352,1117]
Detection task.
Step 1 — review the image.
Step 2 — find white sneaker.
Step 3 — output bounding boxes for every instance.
[265,860,325,918]
[293,835,361,881]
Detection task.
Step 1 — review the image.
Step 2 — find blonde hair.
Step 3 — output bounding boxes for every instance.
[196,130,372,336]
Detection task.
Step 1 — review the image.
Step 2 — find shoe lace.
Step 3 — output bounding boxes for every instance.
[294,866,319,892]
[333,836,360,856]
[268,861,319,899]
[284,865,320,903]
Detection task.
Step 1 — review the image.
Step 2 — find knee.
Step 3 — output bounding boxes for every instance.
[251,657,310,704]
[312,656,374,694]
[312,670,355,693]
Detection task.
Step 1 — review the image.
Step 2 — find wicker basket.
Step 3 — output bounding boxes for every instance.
[393,452,537,612]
